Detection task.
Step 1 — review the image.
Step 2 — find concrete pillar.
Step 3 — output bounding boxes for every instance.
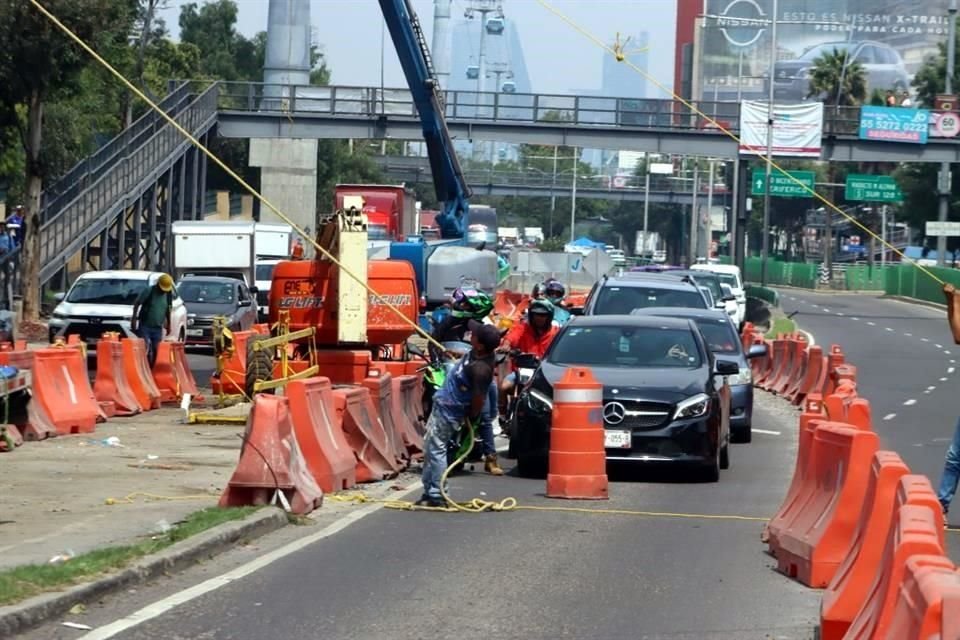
[240,195,255,220]
[432,0,453,89]
[249,138,317,234]
[216,191,231,219]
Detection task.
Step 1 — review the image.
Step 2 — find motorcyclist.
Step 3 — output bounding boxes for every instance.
[543,279,572,326]
[428,286,503,476]
[498,299,559,415]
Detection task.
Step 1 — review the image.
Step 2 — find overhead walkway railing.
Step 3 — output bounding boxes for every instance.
[37,82,220,286]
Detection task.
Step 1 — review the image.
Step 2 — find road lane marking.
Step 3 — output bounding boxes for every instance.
[949,367,956,374]
[852,317,860,321]
[77,482,425,640]
[904,399,917,406]
[822,308,831,313]
[946,350,953,355]
[941,377,949,382]
[885,327,894,332]
[936,344,944,349]
[883,413,897,421]
[905,333,913,337]
[868,321,876,326]
[836,312,844,316]
[752,429,781,436]
[922,338,930,342]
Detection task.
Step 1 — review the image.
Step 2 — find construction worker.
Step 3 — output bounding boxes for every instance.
[131,273,175,368]
[417,322,501,508]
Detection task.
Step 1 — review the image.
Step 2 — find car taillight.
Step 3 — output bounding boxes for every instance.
[419,295,427,310]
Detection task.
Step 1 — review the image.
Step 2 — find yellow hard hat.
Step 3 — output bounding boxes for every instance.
[157,273,174,292]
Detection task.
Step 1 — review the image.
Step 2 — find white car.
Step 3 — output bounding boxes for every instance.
[608,249,628,267]
[692,264,747,328]
[255,258,282,322]
[49,270,188,345]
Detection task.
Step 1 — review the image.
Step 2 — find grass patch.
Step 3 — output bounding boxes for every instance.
[765,316,797,339]
[0,506,259,606]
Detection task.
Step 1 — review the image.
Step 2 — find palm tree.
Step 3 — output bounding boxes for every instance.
[806,48,868,106]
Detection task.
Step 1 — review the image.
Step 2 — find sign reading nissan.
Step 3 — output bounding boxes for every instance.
[698,0,952,103]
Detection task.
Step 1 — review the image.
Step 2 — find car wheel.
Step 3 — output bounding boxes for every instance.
[701,452,720,482]
[245,336,274,398]
[516,455,547,479]
[732,425,752,444]
[720,442,730,470]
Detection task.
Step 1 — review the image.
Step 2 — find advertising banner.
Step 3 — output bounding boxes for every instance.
[859,106,930,143]
[699,0,951,104]
[739,100,824,157]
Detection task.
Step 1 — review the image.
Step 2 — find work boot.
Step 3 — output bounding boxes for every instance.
[484,454,504,476]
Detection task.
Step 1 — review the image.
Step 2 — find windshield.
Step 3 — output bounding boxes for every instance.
[178,281,235,305]
[66,278,148,305]
[716,273,741,289]
[549,325,702,368]
[696,320,740,354]
[593,286,708,314]
[255,264,277,281]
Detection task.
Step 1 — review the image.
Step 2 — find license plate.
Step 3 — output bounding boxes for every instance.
[604,430,632,449]
[186,329,204,337]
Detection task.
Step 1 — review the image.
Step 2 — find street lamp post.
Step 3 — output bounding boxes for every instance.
[569,146,579,243]
[938,0,957,266]
[759,0,778,288]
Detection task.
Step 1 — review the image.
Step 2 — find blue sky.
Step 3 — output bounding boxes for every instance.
[159,0,678,95]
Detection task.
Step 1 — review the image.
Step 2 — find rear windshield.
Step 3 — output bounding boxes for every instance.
[549,325,702,368]
[717,273,742,289]
[178,281,235,305]
[592,285,708,314]
[696,320,740,354]
[66,278,147,305]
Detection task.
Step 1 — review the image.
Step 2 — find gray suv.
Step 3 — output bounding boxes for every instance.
[583,273,709,316]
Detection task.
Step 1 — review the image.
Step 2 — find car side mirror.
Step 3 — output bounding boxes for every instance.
[746,344,768,359]
[715,360,739,376]
[249,287,259,295]
[238,299,252,307]
[53,292,66,303]
[722,294,737,302]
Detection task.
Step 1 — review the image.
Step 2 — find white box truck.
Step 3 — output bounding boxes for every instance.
[172,221,257,289]
[255,223,292,258]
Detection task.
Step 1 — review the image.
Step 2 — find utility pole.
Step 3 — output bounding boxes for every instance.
[760,0,778,287]
[705,158,716,260]
[938,0,957,266]
[643,152,651,260]
[730,49,744,269]
[549,144,558,238]
[690,163,700,265]
[569,146,579,243]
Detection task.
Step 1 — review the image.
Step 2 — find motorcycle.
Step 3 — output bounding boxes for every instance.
[500,351,541,439]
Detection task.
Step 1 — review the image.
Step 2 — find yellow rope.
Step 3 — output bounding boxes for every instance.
[535,0,947,287]
[26,0,448,352]
[105,491,215,506]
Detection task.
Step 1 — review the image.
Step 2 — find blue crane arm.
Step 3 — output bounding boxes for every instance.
[378,0,471,240]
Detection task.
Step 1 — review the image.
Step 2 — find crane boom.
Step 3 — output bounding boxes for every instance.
[378,0,472,240]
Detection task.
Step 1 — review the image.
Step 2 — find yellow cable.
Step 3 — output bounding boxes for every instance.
[106,491,214,505]
[26,0,448,352]
[535,0,947,287]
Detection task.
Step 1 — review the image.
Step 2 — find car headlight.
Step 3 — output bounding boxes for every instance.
[187,315,195,327]
[52,311,68,320]
[673,393,711,420]
[728,368,753,386]
[527,389,553,414]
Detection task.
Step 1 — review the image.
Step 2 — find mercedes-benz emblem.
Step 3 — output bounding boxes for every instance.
[602,401,626,425]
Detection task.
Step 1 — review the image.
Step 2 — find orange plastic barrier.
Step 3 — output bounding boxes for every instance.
[774,423,879,586]
[286,377,356,493]
[825,384,858,422]
[546,367,608,500]
[121,338,161,410]
[93,339,142,416]
[391,374,424,454]
[774,338,807,395]
[32,347,102,435]
[883,555,959,640]
[783,343,810,403]
[219,394,323,515]
[152,341,201,403]
[316,350,371,385]
[362,373,409,467]
[332,386,403,482]
[820,451,911,640]
[824,345,846,396]
[760,338,790,391]
[844,500,946,639]
[763,395,825,546]
[0,348,58,441]
[845,398,872,431]
[751,338,774,382]
[791,345,828,406]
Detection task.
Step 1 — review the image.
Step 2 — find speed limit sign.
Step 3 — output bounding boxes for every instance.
[934,112,960,138]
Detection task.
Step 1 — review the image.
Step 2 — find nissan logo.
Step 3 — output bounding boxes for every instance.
[602,402,626,425]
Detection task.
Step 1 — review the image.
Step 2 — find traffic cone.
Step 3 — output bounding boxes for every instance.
[546,366,608,500]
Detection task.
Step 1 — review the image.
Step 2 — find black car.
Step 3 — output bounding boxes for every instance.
[178,276,258,345]
[510,315,734,481]
[631,308,767,443]
[582,273,710,315]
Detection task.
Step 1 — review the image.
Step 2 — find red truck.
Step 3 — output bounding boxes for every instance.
[334,184,417,241]
[419,209,441,240]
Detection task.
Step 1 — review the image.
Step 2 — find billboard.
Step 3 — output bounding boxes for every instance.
[697,0,952,103]
[739,100,824,156]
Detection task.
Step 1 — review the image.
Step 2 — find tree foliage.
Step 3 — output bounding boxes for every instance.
[807,48,868,106]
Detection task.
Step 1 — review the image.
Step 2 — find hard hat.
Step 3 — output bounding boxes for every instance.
[157,273,174,292]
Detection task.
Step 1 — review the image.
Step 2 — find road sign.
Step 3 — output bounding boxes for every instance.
[925,221,960,237]
[932,112,960,138]
[844,174,903,203]
[936,94,957,111]
[750,170,815,198]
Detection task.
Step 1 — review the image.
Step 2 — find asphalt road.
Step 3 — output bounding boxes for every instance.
[776,290,957,492]
[21,395,821,640]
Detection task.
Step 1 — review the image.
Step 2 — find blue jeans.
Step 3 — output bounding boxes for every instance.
[478,383,498,457]
[937,418,960,513]
[421,410,461,500]
[137,326,163,369]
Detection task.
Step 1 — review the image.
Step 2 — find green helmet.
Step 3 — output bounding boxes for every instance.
[450,287,494,320]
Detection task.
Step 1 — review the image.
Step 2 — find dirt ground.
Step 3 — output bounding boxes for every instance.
[0,408,245,570]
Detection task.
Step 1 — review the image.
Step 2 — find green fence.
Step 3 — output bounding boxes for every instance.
[843,266,895,291]
[884,264,957,305]
[743,258,818,289]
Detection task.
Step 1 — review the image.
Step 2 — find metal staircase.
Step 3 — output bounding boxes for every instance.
[33,81,220,290]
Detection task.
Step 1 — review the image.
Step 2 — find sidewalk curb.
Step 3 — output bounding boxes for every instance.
[883,294,948,312]
[0,508,288,637]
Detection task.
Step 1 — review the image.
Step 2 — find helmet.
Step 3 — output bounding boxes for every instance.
[157,273,174,293]
[531,282,546,299]
[544,279,565,302]
[450,287,494,320]
[527,299,555,324]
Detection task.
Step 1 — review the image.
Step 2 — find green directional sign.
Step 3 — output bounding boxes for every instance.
[844,174,903,203]
[750,170,816,198]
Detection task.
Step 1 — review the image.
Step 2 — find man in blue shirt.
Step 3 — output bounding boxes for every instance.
[417,322,501,507]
